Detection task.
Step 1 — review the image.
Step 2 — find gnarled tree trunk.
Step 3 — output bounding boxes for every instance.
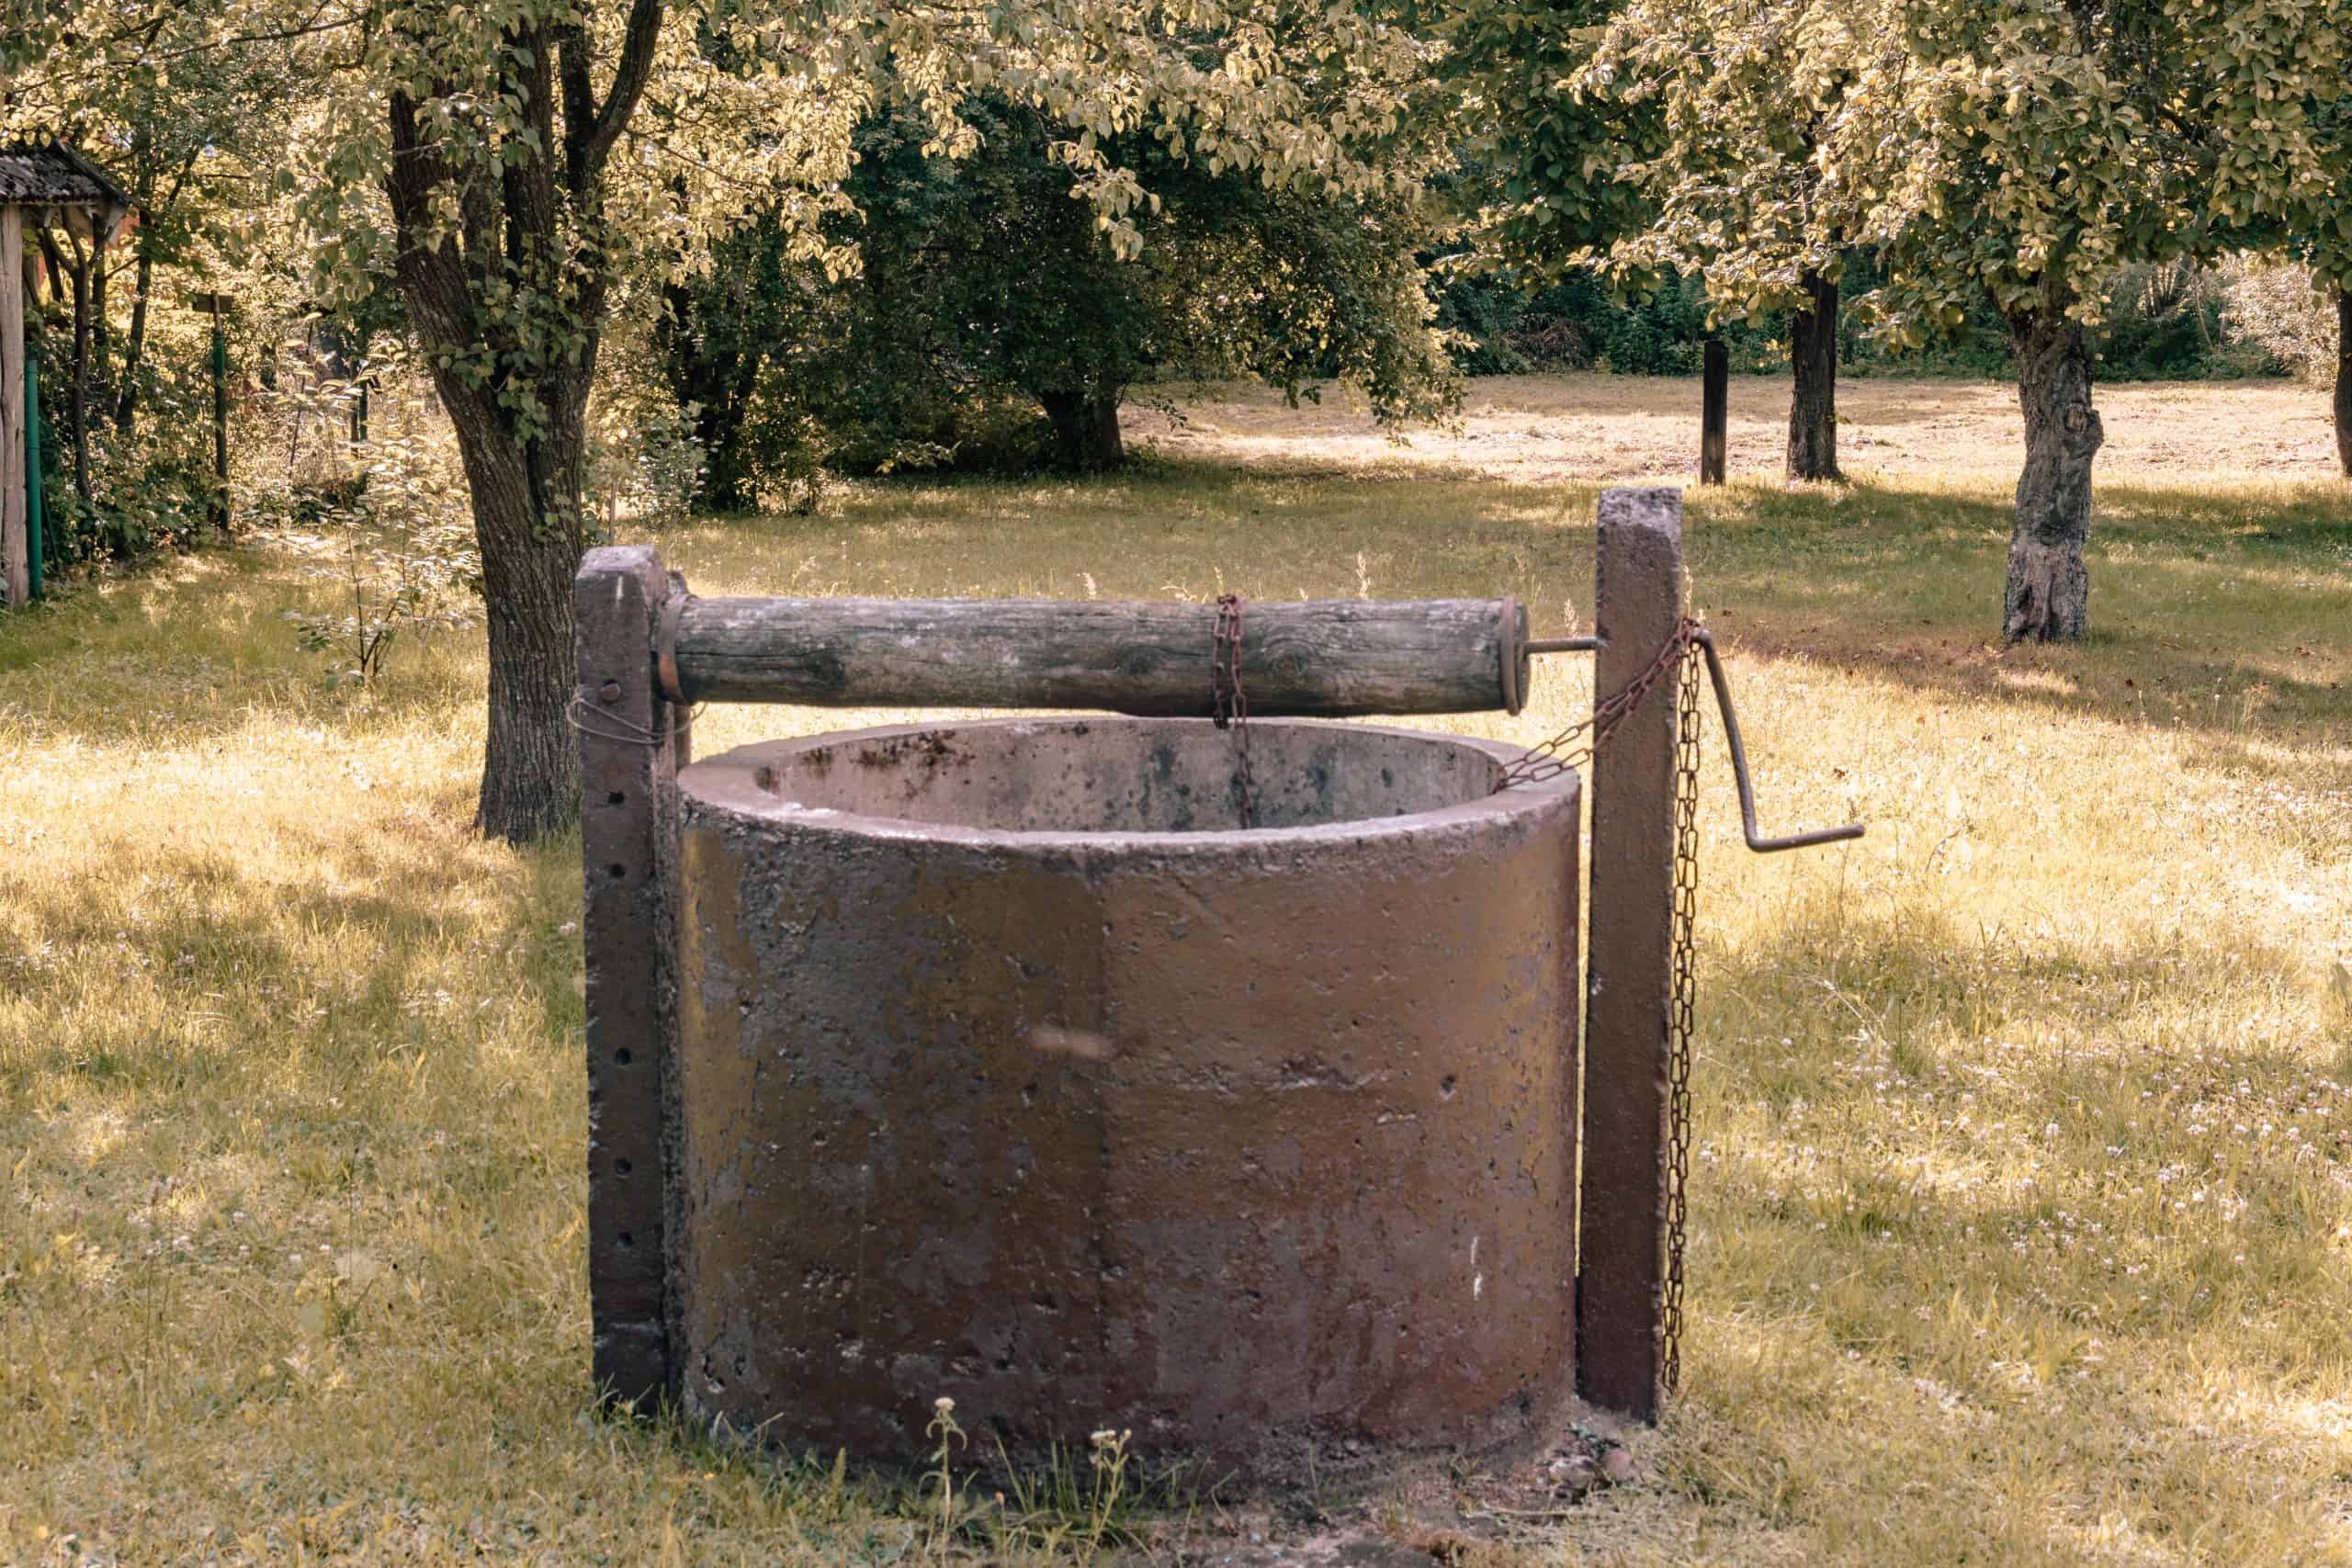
[382,0,665,844]
[438,384,592,844]
[2335,287,2350,480]
[1786,270,1842,482]
[1040,386,1124,470]
[2004,302,2104,643]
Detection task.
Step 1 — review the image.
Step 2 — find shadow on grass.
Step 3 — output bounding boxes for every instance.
[1,817,582,1124]
[1679,894,2352,1550]
[1688,479,2351,788]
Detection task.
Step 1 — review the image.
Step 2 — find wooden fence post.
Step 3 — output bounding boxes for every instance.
[210,305,230,533]
[575,546,684,1411]
[1700,341,1728,485]
[3,206,26,606]
[1577,486,1685,1421]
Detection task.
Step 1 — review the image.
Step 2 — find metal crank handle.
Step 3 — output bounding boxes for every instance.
[1688,626,1866,854]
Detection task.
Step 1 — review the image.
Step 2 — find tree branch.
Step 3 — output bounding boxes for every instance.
[387,85,491,412]
[571,0,666,197]
[559,23,599,181]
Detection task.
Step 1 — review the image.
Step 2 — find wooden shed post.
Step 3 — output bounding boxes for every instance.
[575,545,684,1411]
[3,204,26,606]
[1577,486,1687,1420]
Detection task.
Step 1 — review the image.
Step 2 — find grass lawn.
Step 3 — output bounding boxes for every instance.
[2,375,2348,1564]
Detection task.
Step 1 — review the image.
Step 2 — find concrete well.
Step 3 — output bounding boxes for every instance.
[672,716,1580,1488]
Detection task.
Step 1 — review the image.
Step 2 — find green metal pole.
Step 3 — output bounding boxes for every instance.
[210,310,230,536]
[24,342,40,600]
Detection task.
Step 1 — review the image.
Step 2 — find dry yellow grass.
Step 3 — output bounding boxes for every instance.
[2,375,2348,1564]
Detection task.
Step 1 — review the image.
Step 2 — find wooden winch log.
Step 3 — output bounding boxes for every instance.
[665,595,1531,716]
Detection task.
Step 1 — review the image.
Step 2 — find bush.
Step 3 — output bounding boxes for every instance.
[279,426,481,688]
[28,321,224,577]
[2219,256,2334,380]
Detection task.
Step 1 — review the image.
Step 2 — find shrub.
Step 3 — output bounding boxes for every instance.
[278,422,481,688]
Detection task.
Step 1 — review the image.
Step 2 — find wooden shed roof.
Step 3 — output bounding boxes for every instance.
[0,141,132,209]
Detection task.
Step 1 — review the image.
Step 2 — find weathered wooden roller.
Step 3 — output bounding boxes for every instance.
[661,595,1535,716]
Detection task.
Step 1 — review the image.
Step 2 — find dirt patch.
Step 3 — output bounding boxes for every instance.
[1130,373,2346,486]
[1147,1428,1642,1565]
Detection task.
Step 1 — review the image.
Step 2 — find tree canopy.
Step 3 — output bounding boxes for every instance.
[7,0,2352,840]
[1574,0,2351,636]
[284,0,1452,839]
[659,95,1461,497]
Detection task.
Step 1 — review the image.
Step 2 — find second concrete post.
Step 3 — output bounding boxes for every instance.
[1577,487,1685,1420]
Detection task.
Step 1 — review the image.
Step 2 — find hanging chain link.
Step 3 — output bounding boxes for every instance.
[1498,614,1705,1396]
[1499,615,1702,788]
[1211,594,1258,829]
[1662,635,1702,1394]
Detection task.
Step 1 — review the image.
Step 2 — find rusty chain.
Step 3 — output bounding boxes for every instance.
[1498,615,1702,787]
[1663,635,1702,1394]
[1499,614,1704,1397]
[1211,594,1257,829]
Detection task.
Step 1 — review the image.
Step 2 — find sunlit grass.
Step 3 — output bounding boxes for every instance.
[2,377,2348,1563]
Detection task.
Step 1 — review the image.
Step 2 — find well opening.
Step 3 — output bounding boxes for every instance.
[726,718,1503,835]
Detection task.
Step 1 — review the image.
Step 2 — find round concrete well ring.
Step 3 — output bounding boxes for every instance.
[673,716,1581,1493]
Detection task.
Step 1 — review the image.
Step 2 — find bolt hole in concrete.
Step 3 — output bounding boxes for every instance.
[671,718,1582,1491]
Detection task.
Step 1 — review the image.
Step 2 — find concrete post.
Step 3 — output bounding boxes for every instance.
[574,546,684,1410]
[1577,487,1685,1420]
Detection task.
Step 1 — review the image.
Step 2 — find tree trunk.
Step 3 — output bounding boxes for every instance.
[400,184,599,843]
[2004,303,2104,643]
[115,248,153,435]
[1041,386,1123,470]
[686,353,763,513]
[90,249,109,413]
[435,370,591,844]
[2335,287,2350,480]
[657,279,763,513]
[697,412,757,513]
[1786,270,1842,482]
[379,0,664,843]
[36,227,67,309]
[66,242,96,530]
